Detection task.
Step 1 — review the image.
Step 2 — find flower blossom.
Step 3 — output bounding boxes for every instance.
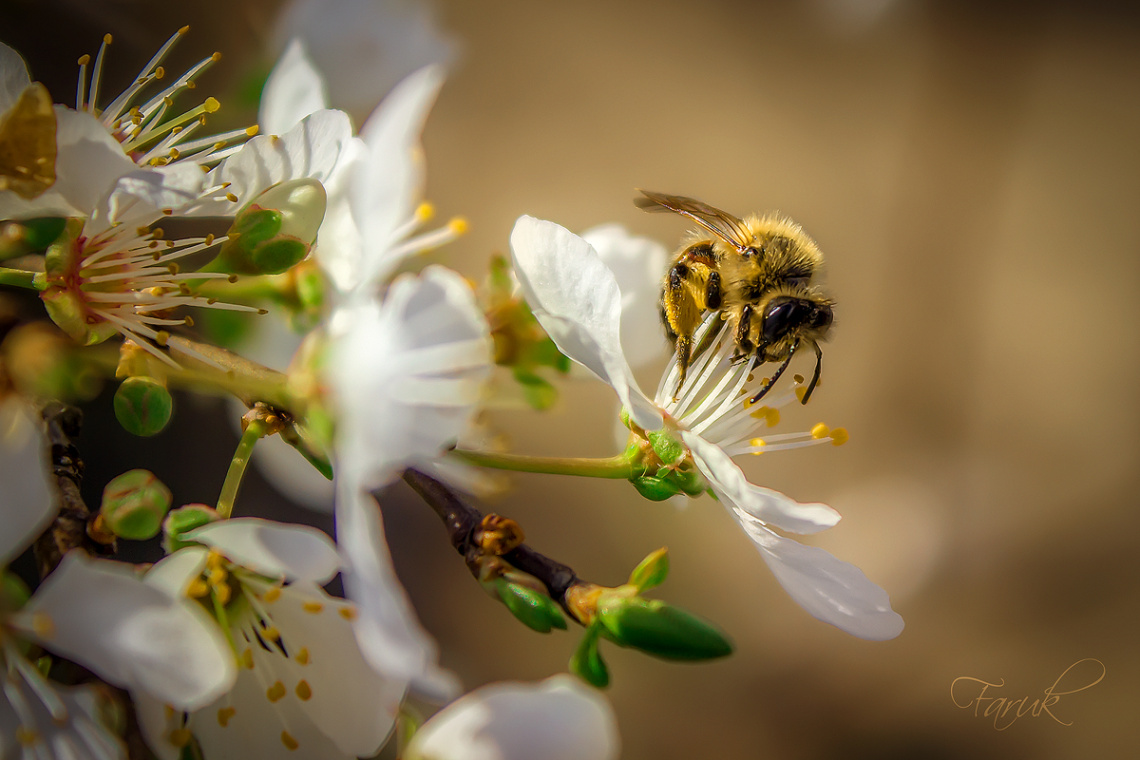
[509,216,904,640]
[0,399,235,760]
[136,518,406,760]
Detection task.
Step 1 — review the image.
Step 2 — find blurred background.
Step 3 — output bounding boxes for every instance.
[3,0,1138,757]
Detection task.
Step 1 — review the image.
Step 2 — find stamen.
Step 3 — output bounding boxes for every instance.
[88,34,113,113]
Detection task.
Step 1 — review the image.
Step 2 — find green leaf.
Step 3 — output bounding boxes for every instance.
[597,597,733,661]
[628,548,670,592]
[569,621,610,688]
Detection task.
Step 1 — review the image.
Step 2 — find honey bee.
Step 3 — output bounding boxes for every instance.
[636,189,834,404]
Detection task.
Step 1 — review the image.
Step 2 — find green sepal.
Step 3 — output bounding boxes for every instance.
[647,429,684,465]
[596,596,733,661]
[630,474,683,502]
[569,621,610,688]
[100,469,174,541]
[0,217,66,259]
[670,467,708,496]
[113,377,173,437]
[489,578,567,633]
[208,179,327,275]
[162,504,221,553]
[628,548,670,592]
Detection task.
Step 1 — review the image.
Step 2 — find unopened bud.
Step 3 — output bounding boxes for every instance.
[628,547,670,592]
[100,469,173,541]
[163,504,221,553]
[488,578,567,633]
[212,179,327,275]
[630,474,682,502]
[113,377,173,436]
[596,596,733,661]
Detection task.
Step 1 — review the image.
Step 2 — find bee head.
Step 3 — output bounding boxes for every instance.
[761,296,833,346]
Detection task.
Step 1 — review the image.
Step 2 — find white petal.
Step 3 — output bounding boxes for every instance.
[0,665,125,760]
[14,553,236,709]
[187,518,340,584]
[145,546,210,597]
[329,266,491,490]
[335,479,456,692]
[681,431,840,534]
[272,0,455,117]
[582,223,670,368]
[0,41,32,112]
[0,400,54,567]
[350,64,444,288]
[732,510,905,640]
[260,38,330,135]
[90,162,209,233]
[407,675,619,760]
[201,109,354,213]
[509,216,662,430]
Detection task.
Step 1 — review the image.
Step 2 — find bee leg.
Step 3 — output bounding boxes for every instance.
[800,342,823,405]
[705,271,722,310]
[733,304,754,361]
[750,339,798,404]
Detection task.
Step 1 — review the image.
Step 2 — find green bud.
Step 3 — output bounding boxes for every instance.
[628,548,670,592]
[569,621,609,688]
[163,504,221,553]
[669,467,708,496]
[113,377,173,436]
[490,578,568,633]
[212,179,327,275]
[596,596,733,661]
[630,474,683,502]
[100,470,174,541]
[648,429,684,465]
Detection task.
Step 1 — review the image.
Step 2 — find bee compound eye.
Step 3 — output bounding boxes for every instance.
[762,299,803,344]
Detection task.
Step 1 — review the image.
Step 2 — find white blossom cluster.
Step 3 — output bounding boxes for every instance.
[0,4,901,759]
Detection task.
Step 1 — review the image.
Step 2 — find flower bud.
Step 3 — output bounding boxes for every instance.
[113,377,173,437]
[212,179,327,275]
[596,596,733,661]
[628,547,670,592]
[568,622,609,688]
[488,578,567,633]
[630,474,682,502]
[100,469,174,541]
[162,504,221,553]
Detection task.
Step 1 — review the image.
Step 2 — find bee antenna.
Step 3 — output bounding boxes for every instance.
[750,340,798,404]
[801,342,822,405]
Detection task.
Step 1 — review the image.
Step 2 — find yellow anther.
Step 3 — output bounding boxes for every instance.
[241,648,254,669]
[281,731,299,751]
[77,54,91,66]
[750,405,780,427]
[213,584,231,605]
[793,373,805,384]
[749,438,766,454]
[31,612,54,638]
[217,706,236,727]
[448,216,470,235]
[168,728,192,748]
[295,680,312,701]
[178,25,191,35]
[203,97,221,113]
[225,193,238,203]
[302,601,323,614]
[207,567,226,586]
[263,586,282,602]
[795,386,808,403]
[186,579,209,598]
[245,125,259,136]
[295,647,310,665]
[266,681,286,703]
[15,727,38,746]
[154,66,165,80]
[830,427,849,446]
[811,423,831,440]
[154,331,169,347]
[415,201,435,221]
[262,626,281,641]
[103,33,113,44]
[338,605,358,621]
[211,52,223,63]
[168,148,180,159]
[204,233,215,245]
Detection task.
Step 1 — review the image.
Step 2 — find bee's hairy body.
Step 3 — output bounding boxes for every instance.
[640,191,834,403]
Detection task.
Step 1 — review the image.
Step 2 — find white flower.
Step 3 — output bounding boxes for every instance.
[509,216,904,640]
[405,675,619,760]
[0,28,258,221]
[136,518,406,760]
[0,400,235,760]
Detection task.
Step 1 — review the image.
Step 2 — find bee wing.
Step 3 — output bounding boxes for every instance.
[635,190,752,252]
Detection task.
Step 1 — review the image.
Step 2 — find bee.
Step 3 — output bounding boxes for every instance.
[636,189,834,405]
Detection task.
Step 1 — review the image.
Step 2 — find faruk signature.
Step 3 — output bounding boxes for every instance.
[950,658,1105,730]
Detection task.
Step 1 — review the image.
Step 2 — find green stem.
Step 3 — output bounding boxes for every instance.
[450,449,636,479]
[0,266,39,290]
[217,419,269,518]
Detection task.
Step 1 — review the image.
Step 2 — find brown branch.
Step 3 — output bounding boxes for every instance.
[401,468,594,622]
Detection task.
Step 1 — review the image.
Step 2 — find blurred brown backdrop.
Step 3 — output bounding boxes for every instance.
[3,0,1138,757]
